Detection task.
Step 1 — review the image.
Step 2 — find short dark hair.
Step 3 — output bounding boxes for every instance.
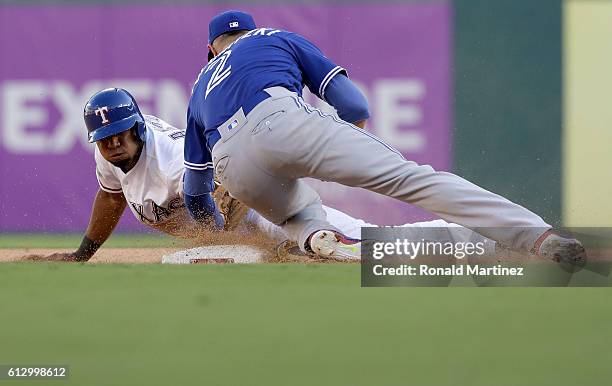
[222,30,248,38]
[215,29,250,45]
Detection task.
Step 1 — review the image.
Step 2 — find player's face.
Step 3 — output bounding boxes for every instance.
[96,128,142,172]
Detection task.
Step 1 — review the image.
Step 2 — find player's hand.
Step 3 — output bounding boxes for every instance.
[24,252,84,262]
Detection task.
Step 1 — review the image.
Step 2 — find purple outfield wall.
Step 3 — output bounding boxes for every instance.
[0,3,451,232]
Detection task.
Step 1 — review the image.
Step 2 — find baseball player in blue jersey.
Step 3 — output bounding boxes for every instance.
[183,10,585,263]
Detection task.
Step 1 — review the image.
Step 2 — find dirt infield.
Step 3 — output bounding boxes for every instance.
[0,229,322,264]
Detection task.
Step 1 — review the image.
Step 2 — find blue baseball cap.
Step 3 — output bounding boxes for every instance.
[207,10,256,60]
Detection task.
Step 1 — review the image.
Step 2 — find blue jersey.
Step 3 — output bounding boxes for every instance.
[184,28,346,182]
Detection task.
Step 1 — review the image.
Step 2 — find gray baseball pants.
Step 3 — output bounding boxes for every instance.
[212,87,550,252]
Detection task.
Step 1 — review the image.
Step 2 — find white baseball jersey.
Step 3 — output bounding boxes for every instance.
[94,115,200,236]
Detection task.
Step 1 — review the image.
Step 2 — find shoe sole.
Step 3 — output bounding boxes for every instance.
[310,230,361,261]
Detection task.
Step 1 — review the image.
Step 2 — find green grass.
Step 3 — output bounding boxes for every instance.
[0,263,610,386]
[0,233,177,249]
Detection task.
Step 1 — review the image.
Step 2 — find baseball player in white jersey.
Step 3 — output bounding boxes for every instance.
[38,88,494,262]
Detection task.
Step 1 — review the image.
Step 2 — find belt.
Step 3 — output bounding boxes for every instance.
[206,90,271,150]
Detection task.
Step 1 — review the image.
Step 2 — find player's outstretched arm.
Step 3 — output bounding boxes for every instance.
[40,189,127,262]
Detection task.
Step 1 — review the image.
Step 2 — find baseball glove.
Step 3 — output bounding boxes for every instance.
[212,181,249,231]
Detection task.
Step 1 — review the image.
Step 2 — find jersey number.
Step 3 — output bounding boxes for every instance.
[205,50,232,98]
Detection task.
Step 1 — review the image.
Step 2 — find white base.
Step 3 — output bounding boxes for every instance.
[161,245,265,264]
